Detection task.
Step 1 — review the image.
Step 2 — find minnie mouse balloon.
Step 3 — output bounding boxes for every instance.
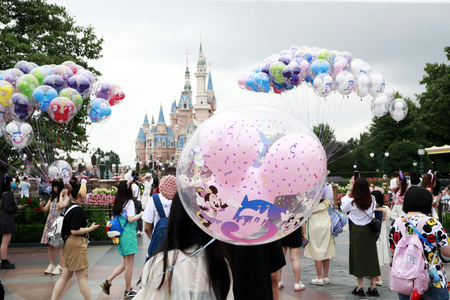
[48,97,76,124]
[95,80,114,101]
[176,105,327,245]
[32,85,58,111]
[0,80,14,106]
[109,85,125,106]
[87,98,112,123]
[4,120,34,149]
[48,160,73,184]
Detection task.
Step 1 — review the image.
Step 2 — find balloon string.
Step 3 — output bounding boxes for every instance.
[57,124,62,149]
[140,238,216,289]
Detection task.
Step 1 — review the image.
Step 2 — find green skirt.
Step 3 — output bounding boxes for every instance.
[349,222,380,277]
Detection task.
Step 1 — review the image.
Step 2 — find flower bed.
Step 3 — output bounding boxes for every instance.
[85,193,115,206]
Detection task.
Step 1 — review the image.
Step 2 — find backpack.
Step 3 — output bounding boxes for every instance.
[106,215,128,238]
[147,194,168,260]
[47,204,80,248]
[389,216,431,296]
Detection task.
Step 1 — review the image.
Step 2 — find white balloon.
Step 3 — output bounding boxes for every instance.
[355,74,372,98]
[389,98,408,122]
[384,85,396,102]
[48,165,59,176]
[20,123,32,134]
[5,122,18,134]
[369,71,385,97]
[371,94,390,118]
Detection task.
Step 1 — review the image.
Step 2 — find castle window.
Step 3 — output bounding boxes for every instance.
[149,143,152,147]
[163,142,166,147]
[171,141,174,147]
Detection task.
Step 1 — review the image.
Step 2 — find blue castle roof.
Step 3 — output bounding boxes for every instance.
[137,128,146,142]
[207,71,214,92]
[143,114,149,125]
[170,100,177,114]
[157,105,166,124]
[177,93,193,108]
[177,136,187,149]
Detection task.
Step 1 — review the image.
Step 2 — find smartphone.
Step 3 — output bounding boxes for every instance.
[97,219,108,226]
[353,170,360,180]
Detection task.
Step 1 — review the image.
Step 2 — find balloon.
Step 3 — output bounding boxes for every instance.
[371,94,390,117]
[0,80,14,106]
[48,97,76,124]
[384,84,396,102]
[177,105,327,245]
[389,98,408,122]
[68,75,91,99]
[253,73,270,93]
[109,85,125,106]
[0,105,6,124]
[3,68,24,88]
[4,120,34,149]
[334,71,356,95]
[313,73,333,97]
[62,61,78,75]
[350,59,372,76]
[369,71,385,97]
[14,61,33,74]
[94,80,115,101]
[32,85,58,111]
[29,67,48,85]
[0,71,4,81]
[331,56,349,77]
[51,65,73,85]
[87,98,112,123]
[269,62,286,84]
[317,49,330,60]
[48,160,73,184]
[59,88,83,111]
[310,59,330,76]
[8,93,34,120]
[43,75,65,92]
[355,74,372,98]
[16,74,40,99]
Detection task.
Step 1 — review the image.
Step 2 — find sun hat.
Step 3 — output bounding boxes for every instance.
[159,175,177,200]
[145,173,152,178]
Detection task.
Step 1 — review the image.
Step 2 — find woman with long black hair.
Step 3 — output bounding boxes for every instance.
[341,177,380,297]
[101,180,143,299]
[0,174,26,269]
[135,192,233,300]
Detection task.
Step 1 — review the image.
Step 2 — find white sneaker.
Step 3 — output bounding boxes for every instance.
[294,282,305,291]
[311,278,324,286]
[45,264,55,274]
[323,277,330,284]
[278,281,284,289]
[52,264,62,275]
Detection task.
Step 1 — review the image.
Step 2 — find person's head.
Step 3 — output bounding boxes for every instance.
[145,173,152,181]
[51,180,64,200]
[409,171,421,186]
[112,180,132,215]
[392,171,399,178]
[69,175,78,187]
[163,167,176,177]
[155,193,231,300]
[371,190,384,207]
[351,177,372,211]
[397,170,408,196]
[71,183,87,204]
[402,186,432,215]
[133,175,139,183]
[22,176,28,181]
[421,171,436,190]
[1,174,13,193]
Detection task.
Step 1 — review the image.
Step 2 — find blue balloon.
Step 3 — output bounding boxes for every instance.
[32,85,58,111]
[99,107,111,117]
[90,98,102,109]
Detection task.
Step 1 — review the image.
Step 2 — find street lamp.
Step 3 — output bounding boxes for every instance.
[353,161,357,170]
[111,163,117,178]
[369,150,389,178]
[413,160,418,172]
[418,145,425,175]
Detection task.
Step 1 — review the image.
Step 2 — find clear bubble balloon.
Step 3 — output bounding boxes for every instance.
[0,122,4,138]
[0,105,6,124]
[68,75,91,99]
[48,97,76,124]
[14,61,33,74]
[32,85,58,111]
[16,74,39,99]
[269,62,286,84]
[0,80,15,106]
[95,80,115,101]
[62,61,78,75]
[176,105,327,245]
[313,73,333,97]
[51,65,74,85]
[87,98,112,123]
[9,93,34,120]
[4,120,34,149]
[3,68,24,88]
[59,88,83,111]
[48,160,73,184]
[334,71,356,95]
[350,59,372,76]
[109,84,125,106]
[384,84,396,102]
[355,73,372,98]
[389,98,408,122]
[43,75,65,93]
[371,94,390,117]
[369,71,385,97]
[29,67,49,85]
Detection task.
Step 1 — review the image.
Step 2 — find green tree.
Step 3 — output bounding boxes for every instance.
[417,46,450,146]
[0,0,104,176]
[383,141,432,175]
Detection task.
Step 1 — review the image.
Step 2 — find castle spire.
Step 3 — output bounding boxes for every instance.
[157,103,166,124]
[143,112,149,125]
[207,62,214,92]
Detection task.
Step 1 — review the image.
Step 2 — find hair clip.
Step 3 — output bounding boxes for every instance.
[399,170,404,181]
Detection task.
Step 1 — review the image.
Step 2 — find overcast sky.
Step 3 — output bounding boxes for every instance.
[46,0,450,166]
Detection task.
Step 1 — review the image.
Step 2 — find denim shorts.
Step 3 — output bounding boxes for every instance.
[398,286,449,300]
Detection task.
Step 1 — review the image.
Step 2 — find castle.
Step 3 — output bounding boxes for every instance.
[135,42,217,170]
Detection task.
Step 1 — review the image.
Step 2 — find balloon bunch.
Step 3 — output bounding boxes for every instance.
[237,46,407,122]
[0,60,126,149]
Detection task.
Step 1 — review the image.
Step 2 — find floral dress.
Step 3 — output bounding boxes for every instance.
[41,198,63,244]
[389,214,450,289]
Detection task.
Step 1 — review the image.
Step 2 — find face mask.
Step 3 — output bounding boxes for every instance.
[11,182,16,188]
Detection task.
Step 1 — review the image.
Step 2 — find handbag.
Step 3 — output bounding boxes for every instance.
[327,200,347,237]
[364,203,381,234]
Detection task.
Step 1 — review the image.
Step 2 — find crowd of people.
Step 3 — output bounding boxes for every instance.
[1,168,450,299]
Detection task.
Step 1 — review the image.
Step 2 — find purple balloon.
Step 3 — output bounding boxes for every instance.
[261,63,271,76]
[14,61,33,74]
[68,75,91,97]
[43,75,65,92]
[278,56,291,65]
[10,94,33,120]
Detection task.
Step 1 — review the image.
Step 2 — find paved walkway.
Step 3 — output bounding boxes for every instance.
[1,230,400,300]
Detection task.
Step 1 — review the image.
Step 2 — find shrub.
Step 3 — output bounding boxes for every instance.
[12,224,45,243]
[443,213,450,234]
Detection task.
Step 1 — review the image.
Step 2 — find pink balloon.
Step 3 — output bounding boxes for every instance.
[300,60,310,71]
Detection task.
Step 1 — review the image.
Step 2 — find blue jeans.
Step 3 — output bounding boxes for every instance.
[398,286,449,300]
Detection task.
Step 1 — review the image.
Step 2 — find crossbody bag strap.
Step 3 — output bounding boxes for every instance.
[152,193,166,219]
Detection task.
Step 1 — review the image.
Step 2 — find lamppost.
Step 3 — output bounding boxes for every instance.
[413,160,418,172]
[369,150,389,178]
[418,145,425,175]
[104,154,110,179]
[353,160,358,170]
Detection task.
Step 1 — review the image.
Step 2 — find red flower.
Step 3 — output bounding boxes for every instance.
[26,199,32,204]
[33,207,39,211]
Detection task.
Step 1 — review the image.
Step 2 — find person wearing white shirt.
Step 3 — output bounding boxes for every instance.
[132,176,143,237]
[340,176,380,297]
[141,173,153,209]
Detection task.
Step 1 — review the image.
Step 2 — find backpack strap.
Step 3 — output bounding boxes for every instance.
[64,204,80,216]
[402,215,433,249]
[152,194,166,219]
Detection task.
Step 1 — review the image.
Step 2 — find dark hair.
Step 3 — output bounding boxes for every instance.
[112,181,132,216]
[392,171,399,178]
[163,167,176,177]
[409,172,421,185]
[433,180,441,196]
[23,176,28,181]
[153,176,159,188]
[153,193,232,300]
[351,177,372,211]
[51,180,64,201]
[396,177,408,197]
[1,175,12,193]
[371,190,384,207]
[402,186,432,215]
[71,183,81,198]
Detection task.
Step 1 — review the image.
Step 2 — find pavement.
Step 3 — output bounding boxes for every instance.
[1,228,400,300]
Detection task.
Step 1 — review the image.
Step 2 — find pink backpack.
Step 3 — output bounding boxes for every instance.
[389,216,431,296]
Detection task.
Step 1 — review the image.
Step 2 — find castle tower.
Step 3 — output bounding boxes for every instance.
[156,104,167,135]
[194,41,211,124]
[206,63,217,113]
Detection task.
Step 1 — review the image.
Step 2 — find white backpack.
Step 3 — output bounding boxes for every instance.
[47,205,80,248]
[389,216,431,296]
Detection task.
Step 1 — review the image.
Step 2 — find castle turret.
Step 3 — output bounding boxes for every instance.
[157,104,167,135]
[194,41,211,124]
